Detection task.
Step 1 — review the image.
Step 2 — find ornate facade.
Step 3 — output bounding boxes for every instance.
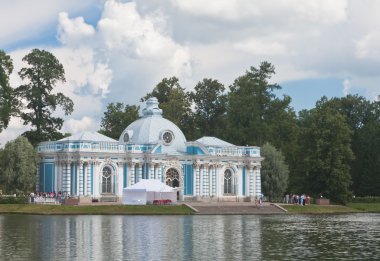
[37,97,263,201]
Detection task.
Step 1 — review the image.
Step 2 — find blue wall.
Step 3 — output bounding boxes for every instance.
[186,146,205,155]
[39,162,55,192]
[123,163,127,188]
[183,164,194,195]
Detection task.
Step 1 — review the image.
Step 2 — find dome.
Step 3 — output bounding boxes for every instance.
[119,97,187,153]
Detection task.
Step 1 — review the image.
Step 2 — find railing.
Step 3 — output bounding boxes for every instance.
[37,142,156,154]
[206,146,260,157]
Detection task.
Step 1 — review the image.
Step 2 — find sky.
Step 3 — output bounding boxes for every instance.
[1,0,380,145]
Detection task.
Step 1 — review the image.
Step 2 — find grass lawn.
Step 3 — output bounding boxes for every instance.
[282,204,360,214]
[346,203,380,213]
[0,204,194,215]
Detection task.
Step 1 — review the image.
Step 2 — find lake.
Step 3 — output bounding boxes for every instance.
[0,213,379,260]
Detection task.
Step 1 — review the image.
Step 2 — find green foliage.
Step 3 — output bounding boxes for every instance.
[0,196,29,204]
[0,50,19,132]
[189,78,227,138]
[295,97,354,204]
[261,143,289,201]
[351,196,380,203]
[0,136,38,194]
[99,102,139,139]
[226,62,298,177]
[16,49,73,145]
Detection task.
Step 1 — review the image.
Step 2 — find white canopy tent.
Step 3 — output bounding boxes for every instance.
[122,179,177,205]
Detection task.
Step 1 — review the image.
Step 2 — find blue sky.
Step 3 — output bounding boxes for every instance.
[1,0,379,144]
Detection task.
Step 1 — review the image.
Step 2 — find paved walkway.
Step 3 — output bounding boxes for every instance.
[187,202,286,215]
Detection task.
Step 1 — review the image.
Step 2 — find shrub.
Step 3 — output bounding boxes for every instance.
[351,196,380,203]
[0,196,29,204]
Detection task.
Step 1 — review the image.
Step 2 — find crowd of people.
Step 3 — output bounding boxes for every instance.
[283,193,311,205]
[30,191,70,203]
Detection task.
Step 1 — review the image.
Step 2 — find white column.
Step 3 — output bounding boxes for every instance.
[196,165,200,196]
[255,166,261,197]
[212,166,216,196]
[66,162,71,195]
[203,166,209,196]
[150,163,154,180]
[79,161,84,196]
[138,163,143,182]
[249,166,254,196]
[158,163,162,182]
[86,163,91,196]
[130,163,136,186]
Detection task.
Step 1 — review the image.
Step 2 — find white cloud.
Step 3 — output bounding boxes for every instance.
[57,12,95,46]
[0,118,29,147]
[354,32,380,60]
[234,38,290,56]
[0,0,99,47]
[171,0,347,24]
[62,116,98,134]
[343,79,351,96]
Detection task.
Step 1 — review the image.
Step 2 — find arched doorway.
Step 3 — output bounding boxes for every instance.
[223,169,235,195]
[165,168,180,188]
[101,166,113,194]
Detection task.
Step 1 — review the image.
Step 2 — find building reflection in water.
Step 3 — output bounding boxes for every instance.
[0,214,262,260]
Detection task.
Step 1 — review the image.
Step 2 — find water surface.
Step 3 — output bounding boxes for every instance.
[0,213,379,260]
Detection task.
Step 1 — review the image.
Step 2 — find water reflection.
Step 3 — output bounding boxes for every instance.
[0,214,379,260]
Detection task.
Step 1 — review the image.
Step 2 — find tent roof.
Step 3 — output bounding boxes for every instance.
[125,179,176,192]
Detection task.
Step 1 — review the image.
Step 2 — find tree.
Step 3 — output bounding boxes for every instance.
[296,97,354,204]
[99,102,139,139]
[0,136,38,194]
[351,100,380,196]
[189,78,227,137]
[226,62,297,149]
[0,50,19,132]
[142,77,193,138]
[16,49,74,145]
[261,143,289,201]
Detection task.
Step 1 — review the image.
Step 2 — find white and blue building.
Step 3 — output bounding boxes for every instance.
[37,97,263,201]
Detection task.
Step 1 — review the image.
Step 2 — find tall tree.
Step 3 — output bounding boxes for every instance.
[189,78,226,138]
[0,136,38,194]
[0,50,19,132]
[261,143,289,201]
[226,62,297,149]
[99,102,139,139]
[142,77,193,138]
[16,49,74,145]
[351,100,380,196]
[296,97,354,203]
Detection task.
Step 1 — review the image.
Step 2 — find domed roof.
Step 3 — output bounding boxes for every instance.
[119,97,187,153]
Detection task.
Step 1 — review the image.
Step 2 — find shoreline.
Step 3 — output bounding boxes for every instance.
[0,203,378,215]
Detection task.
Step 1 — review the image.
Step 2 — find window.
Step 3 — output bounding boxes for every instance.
[102,166,112,193]
[123,132,129,142]
[166,168,179,188]
[162,130,174,145]
[224,169,234,195]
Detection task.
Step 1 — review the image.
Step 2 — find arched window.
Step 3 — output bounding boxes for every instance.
[166,168,180,188]
[224,169,234,195]
[102,166,112,193]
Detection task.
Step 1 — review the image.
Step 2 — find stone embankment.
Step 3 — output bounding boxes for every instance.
[187,202,286,215]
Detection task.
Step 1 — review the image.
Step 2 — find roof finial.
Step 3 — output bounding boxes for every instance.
[142,97,163,117]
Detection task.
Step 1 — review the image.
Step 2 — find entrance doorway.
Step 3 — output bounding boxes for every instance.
[101,166,113,194]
